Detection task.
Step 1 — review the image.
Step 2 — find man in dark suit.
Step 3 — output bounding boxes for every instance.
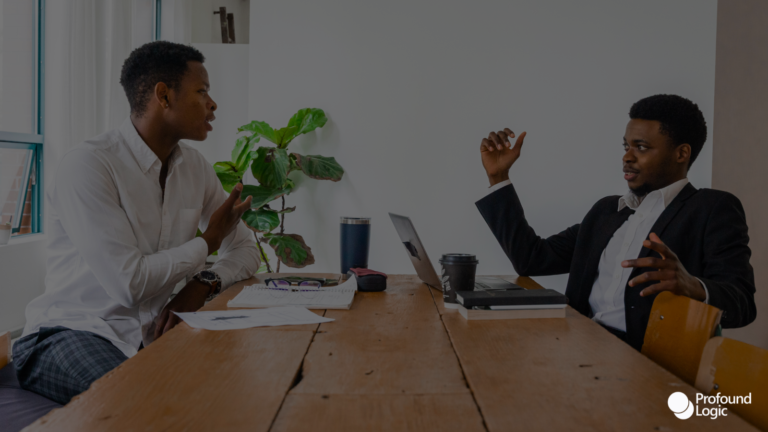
[475,94,756,350]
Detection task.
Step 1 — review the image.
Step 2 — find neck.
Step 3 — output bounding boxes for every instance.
[130,113,179,165]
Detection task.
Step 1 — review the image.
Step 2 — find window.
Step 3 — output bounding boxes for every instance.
[0,0,44,236]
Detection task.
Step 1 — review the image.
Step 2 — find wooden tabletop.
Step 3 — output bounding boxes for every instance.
[23,274,758,431]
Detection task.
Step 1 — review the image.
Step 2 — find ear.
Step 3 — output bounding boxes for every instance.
[153,82,170,109]
[676,143,691,165]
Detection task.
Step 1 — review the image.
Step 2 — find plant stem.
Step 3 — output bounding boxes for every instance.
[256,237,273,273]
[276,196,286,273]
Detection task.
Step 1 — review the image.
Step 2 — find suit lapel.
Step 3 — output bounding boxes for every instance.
[636,183,697,260]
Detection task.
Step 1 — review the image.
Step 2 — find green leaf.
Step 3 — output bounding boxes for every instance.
[250,147,290,188]
[263,233,315,268]
[232,134,260,171]
[274,126,299,148]
[213,161,242,193]
[287,108,328,136]
[242,184,292,208]
[242,208,280,233]
[291,154,344,182]
[238,120,278,144]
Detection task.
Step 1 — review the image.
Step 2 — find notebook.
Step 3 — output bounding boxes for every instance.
[458,305,566,320]
[456,288,568,308]
[227,277,357,310]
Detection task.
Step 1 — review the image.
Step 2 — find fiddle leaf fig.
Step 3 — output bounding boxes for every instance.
[232,134,259,171]
[287,108,328,137]
[242,184,292,208]
[251,147,290,188]
[238,120,277,143]
[292,154,344,182]
[213,161,241,193]
[242,208,280,233]
[214,107,342,271]
[263,233,315,268]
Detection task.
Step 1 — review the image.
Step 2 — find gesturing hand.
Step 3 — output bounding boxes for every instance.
[202,183,252,255]
[153,280,210,340]
[621,233,706,301]
[480,128,527,186]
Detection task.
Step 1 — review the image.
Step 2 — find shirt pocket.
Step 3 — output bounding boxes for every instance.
[177,207,203,241]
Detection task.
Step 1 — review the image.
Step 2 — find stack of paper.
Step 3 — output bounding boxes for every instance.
[174,306,333,330]
[227,277,358,310]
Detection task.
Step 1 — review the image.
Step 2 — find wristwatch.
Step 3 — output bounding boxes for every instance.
[193,270,222,301]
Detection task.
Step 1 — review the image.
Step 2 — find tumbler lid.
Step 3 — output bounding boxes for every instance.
[341,217,371,225]
[439,253,478,264]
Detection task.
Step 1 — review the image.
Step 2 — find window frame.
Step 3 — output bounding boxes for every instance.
[0,0,45,237]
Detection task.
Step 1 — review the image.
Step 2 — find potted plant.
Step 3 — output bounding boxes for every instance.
[213,108,344,272]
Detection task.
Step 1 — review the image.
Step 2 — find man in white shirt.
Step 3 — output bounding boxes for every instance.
[475,94,756,350]
[13,41,260,404]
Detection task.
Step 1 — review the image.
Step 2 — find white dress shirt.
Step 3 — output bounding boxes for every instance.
[23,118,260,357]
[486,178,707,331]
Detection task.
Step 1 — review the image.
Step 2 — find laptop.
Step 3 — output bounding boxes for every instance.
[388,213,524,292]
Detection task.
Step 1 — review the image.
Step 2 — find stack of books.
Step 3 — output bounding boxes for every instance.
[456,289,568,320]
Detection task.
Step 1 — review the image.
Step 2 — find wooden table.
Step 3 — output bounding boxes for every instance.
[23,275,758,431]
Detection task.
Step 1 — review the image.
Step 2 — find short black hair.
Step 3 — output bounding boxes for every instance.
[120,41,205,117]
[629,94,707,168]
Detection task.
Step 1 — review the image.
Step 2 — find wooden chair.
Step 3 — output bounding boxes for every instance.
[695,337,768,430]
[0,331,9,370]
[641,291,722,385]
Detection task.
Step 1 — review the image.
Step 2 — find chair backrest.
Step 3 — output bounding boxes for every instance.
[641,291,722,385]
[695,336,768,430]
[0,331,9,370]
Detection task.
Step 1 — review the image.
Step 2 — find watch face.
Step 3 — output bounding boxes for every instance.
[200,270,216,281]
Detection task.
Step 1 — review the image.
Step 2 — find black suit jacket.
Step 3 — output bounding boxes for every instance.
[476,183,756,350]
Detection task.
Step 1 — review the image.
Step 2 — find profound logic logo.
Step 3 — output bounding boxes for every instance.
[668,391,753,420]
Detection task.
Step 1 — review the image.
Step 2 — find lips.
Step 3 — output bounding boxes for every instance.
[623,168,639,182]
[205,116,214,131]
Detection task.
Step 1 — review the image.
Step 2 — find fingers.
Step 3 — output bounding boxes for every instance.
[621,256,671,269]
[489,132,504,150]
[628,269,676,287]
[481,138,495,152]
[224,183,243,208]
[234,195,253,213]
[640,280,676,297]
[496,130,512,149]
[162,313,180,336]
[503,128,515,139]
[512,131,527,152]
[154,310,169,340]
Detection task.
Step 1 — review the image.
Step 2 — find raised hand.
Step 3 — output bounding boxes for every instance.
[201,183,252,255]
[480,128,527,186]
[621,233,707,301]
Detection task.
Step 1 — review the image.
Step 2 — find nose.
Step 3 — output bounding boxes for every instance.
[623,148,635,164]
[209,97,217,112]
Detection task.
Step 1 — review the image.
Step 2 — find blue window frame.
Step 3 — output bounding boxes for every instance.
[0,0,44,236]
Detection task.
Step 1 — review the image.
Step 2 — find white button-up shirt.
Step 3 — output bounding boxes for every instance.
[23,118,260,357]
[487,178,707,331]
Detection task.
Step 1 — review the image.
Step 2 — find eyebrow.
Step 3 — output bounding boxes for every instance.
[623,138,649,144]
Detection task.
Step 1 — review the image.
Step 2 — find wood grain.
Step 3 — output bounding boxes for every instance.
[641,291,722,386]
[272,394,486,432]
[437,288,757,431]
[22,274,329,432]
[0,331,9,370]
[696,337,768,431]
[290,275,469,395]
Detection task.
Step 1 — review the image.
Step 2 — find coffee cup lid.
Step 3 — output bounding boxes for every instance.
[439,253,478,264]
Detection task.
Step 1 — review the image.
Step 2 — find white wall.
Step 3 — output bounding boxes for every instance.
[246,0,717,291]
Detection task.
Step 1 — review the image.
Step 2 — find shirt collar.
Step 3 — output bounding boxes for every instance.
[618,178,689,211]
[118,118,183,173]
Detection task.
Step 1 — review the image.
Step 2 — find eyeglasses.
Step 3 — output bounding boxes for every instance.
[264,278,325,288]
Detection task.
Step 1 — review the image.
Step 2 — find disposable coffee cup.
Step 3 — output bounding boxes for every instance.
[439,254,479,309]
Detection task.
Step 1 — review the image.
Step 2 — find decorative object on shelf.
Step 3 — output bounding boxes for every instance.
[213,7,236,43]
[214,108,344,272]
[0,222,11,246]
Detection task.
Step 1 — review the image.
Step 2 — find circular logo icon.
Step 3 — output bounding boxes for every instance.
[668,392,694,420]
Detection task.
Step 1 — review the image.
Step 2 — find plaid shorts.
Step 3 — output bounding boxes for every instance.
[12,326,128,405]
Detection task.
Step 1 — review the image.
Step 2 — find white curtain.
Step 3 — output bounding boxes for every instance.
[45,0,154,158]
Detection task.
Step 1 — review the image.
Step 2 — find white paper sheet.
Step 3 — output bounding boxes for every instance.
[174,306,334,330]
[227,277,358,310]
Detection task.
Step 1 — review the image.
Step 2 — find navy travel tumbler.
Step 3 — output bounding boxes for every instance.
[340,217,371,274]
